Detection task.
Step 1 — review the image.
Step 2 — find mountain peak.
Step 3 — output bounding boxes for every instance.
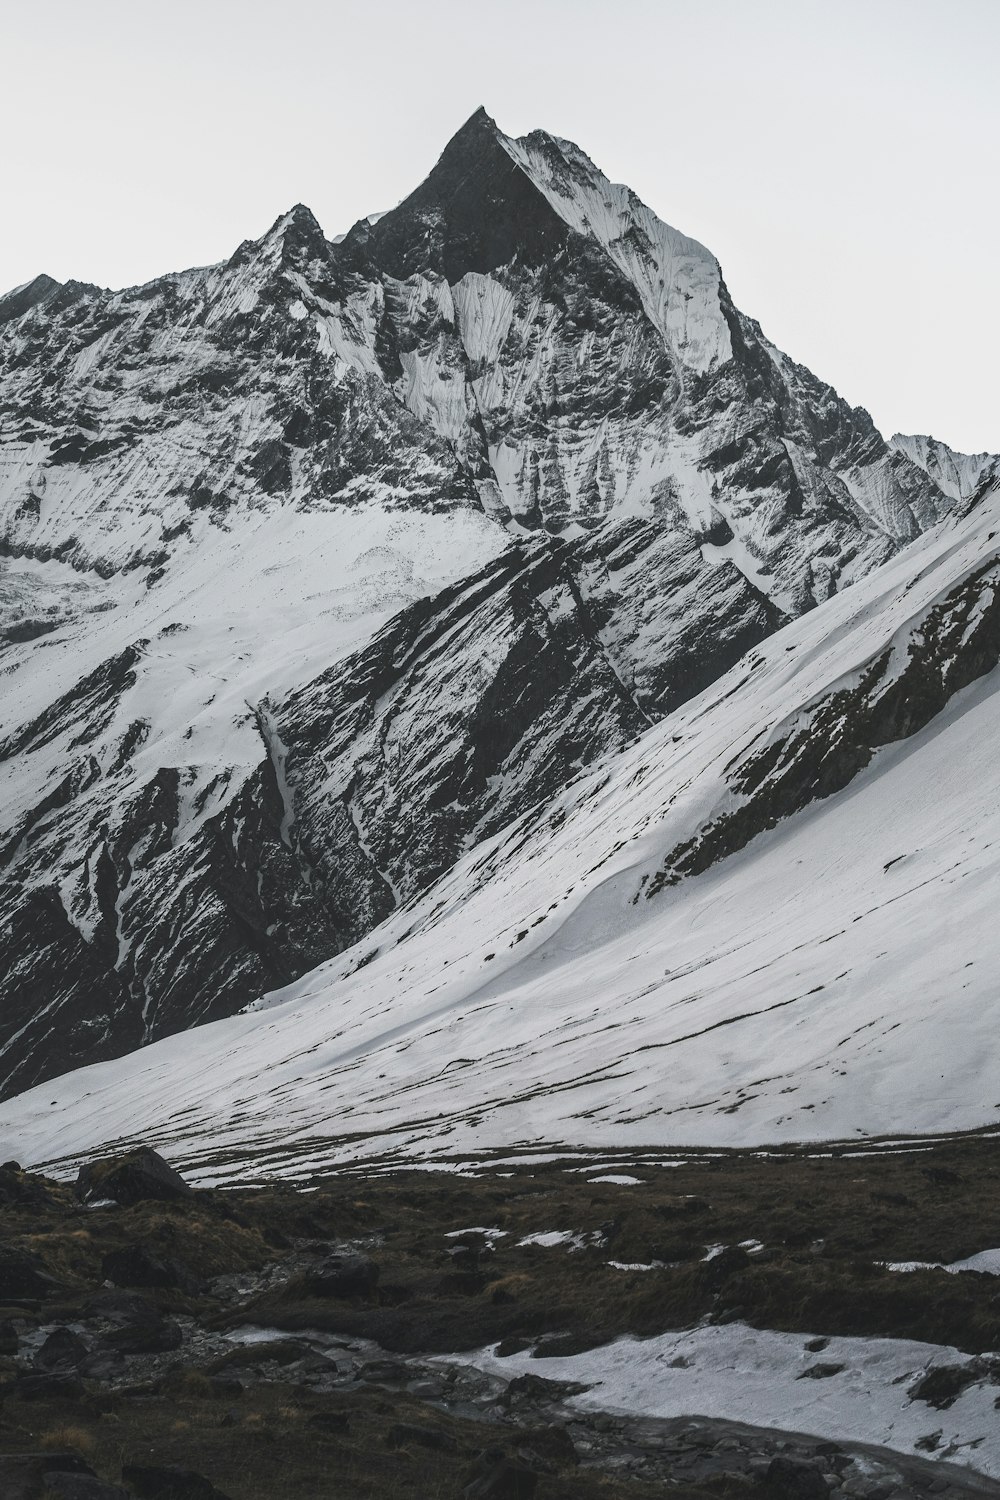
[354,105,568,282]
[0,273,62,325]
[227,202,330,274]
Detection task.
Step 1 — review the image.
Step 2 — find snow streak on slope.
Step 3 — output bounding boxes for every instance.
[4,486,1000,1177]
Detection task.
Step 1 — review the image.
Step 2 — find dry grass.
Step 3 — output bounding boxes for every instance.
[39,1424,98,1456]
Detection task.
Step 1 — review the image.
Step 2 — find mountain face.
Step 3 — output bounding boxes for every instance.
[5,478,1000,1178]
[0,108,982,1100]
[890,431,1000,506]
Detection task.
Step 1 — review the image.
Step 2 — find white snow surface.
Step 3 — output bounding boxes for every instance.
[884,1250,1000,1276]
[448,1323,1000,1478]
[3,483,1000,1177]
[505,132,731,374]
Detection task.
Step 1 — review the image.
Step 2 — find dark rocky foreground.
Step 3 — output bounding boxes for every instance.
[2,1138,1000,1499]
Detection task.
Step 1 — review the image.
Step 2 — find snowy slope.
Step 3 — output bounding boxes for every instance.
[4,480,1000,1176]
[0,106,989,1095]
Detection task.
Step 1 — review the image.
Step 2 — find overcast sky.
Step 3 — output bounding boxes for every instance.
[3,0,996,451]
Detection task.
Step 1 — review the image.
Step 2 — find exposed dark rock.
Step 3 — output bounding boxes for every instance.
[462,1448,538,1499]
[304,1252,379,1300]
[760,1455,831,1498]
[76,1147,192,1206]
[0,1455,96,1500]
[909,1363,982,1409]
[101,1242,197,1291]
[103,1316,183,1355]
[0,1247,61,1298]
[387,1420,458,1451]
[35,1326,90,1370]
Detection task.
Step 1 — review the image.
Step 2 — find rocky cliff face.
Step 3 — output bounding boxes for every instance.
[0,108,977,1096]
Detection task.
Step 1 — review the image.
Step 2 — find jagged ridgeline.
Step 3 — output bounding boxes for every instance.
[0,108,984,1097]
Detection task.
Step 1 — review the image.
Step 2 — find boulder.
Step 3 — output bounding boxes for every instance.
[909,1362,981,1409]
[35,1326,90,1371]
[103,1317,183,1355]
[0,1246,61,1299]
[303,1252,378,1300]
[0,1162,56,1208]
[101,1243,196,1292]
[76,1148,192,1207]
[761,1456,831,1499]
[0,1455,95,1500]
[462,1451,537,1499]
[85,1288,161,1325]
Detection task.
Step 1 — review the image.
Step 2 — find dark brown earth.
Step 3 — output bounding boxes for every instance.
[2,1133,1000,1499]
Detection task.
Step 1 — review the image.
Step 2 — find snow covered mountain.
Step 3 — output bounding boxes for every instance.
[0,108,983,1101]
[4,468,1000,1177]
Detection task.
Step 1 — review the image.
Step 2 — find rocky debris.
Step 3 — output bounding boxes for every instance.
[76,1149,192,1207]
[502,1372,592,1406]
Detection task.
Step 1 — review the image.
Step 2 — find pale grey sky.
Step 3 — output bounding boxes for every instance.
[2,0,996,452]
